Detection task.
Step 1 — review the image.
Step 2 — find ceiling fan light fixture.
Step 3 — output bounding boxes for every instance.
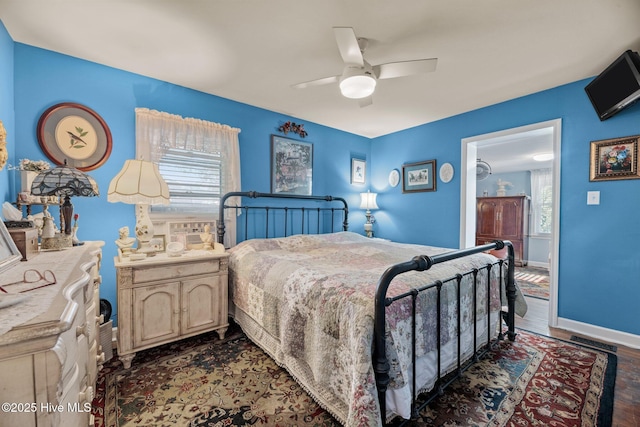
[533,153,554,161]
[339,70,376,99]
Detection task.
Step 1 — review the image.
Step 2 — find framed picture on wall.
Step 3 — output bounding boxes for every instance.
[589,134,640,181]
[271,135,313,195]
[402,159,437,193]
[351,158,366,184]
[37,103,112,171]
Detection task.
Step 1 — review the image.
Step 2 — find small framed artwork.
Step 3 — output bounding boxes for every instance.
[351,158,366,184]
[271,135,313,195]
[402,159,437,193]
[37,102,112,171]
[589,135,640,181]
[0,220,22,274]
[149,235,166,252]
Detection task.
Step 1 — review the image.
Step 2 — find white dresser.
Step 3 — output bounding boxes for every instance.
[0,242,105,427]
[115,250,229,369]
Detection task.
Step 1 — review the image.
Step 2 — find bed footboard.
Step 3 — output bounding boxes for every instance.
[374,240,517,425]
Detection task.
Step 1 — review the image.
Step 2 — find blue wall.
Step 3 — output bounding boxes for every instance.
[372,81,640,336]
[3,30,640,337]
[0,20,14,200]
[476,171,530,198]
[8,43,370,325]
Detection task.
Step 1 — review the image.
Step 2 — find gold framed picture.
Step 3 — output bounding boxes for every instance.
[589,135,640,181]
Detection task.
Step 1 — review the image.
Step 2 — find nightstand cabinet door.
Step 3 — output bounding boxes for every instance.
[182,275,228,335]
[133,283,181,348]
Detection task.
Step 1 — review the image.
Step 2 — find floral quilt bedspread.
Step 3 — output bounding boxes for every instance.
[228,232,503,427]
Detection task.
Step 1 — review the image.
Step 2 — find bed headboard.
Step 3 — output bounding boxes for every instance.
[217,191,349,245]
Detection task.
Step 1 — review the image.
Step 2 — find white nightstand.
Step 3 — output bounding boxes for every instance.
[115,250,229,368]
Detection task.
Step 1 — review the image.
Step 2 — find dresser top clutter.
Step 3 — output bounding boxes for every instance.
[0,241,104,341]
[114,246,227,267]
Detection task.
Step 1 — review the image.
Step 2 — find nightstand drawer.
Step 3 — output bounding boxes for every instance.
[132,259,220,283]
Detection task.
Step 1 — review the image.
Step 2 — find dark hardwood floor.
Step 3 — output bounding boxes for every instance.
[515,296,640,427]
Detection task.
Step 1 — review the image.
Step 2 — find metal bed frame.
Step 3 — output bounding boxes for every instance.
[218,191,349,243]
[218,191,517,426]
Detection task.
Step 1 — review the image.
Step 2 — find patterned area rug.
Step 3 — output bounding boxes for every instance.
[93,324,616,427]
[515,266,550,300]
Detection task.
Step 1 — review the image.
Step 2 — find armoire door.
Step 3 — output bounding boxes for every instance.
[476,199,499,237]
[497,198,523,240]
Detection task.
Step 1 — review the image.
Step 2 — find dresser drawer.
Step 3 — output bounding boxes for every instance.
[132,259,220,284]
[54,293,89,379]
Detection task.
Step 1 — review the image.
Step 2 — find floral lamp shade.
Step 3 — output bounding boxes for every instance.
[31,162,99,235]
[31,164,99,197]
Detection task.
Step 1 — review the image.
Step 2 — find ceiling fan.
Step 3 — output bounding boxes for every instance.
[476,159,492,181]
[292,27,438,106]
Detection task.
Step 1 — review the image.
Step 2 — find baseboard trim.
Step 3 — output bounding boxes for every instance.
[557,317,640,350]
[524,261,549,269]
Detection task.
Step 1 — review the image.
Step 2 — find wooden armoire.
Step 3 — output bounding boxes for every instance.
[476,195,529,266]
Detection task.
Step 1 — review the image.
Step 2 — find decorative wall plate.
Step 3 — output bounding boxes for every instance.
[37,103,112,171]
[388,169,400,187]
[439,162,454,183]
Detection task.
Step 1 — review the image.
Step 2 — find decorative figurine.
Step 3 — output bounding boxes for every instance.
[200,224,214,250]
[496,179,513,197]
[115,226,136,254]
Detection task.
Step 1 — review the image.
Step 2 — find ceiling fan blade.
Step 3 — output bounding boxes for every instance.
[358,96,373,108]
[374,58,438,80]
[291,75,340,90]
[333,27,364,66]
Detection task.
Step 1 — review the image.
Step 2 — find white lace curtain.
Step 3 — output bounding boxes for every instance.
[135,108,241,246]
[530,168,552,234]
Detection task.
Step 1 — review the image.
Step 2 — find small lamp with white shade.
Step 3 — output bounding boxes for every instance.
[107,159,170,254]
[359,190,378,238]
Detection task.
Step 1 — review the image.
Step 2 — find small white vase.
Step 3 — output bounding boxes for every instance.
[20,170,38,193]
[72,224,80,245]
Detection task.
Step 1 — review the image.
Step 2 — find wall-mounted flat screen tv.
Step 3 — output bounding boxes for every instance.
[585,50,640,121]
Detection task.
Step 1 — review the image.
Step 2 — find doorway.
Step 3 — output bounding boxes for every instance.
[459,119,561,328]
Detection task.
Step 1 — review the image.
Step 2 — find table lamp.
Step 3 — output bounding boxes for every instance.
[31,160,99,238]
[107,159,170,253]
[360,190,378,238]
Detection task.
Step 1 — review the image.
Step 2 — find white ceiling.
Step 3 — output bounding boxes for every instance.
[1,1,640,138]
[476,127,553,174]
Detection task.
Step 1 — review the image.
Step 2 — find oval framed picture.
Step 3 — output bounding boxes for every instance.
[388,169,400,187]
[37,103,112,171]
[439,162,454,183]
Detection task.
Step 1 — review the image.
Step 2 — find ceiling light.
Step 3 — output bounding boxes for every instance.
[533,153,554,161]
[339,67,376,99]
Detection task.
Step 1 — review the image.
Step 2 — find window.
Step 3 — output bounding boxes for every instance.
[156,148,222,215]
[135,108,241,245]
[530,168,552,234]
